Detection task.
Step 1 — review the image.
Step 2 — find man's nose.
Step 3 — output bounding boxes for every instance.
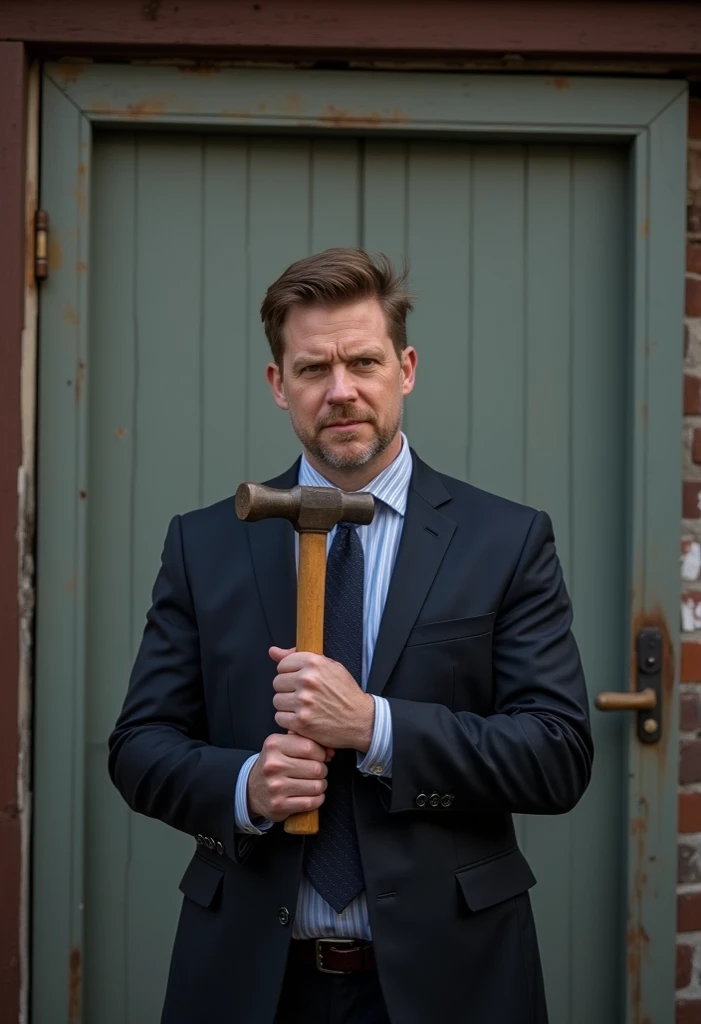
[326,367,358,404]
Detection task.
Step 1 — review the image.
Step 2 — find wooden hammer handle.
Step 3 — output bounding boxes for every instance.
[284,531,326,835]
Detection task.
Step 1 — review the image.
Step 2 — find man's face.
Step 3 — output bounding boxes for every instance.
[266,297,417,473]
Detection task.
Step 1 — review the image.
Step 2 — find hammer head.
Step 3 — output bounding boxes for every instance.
[235,482,374,533]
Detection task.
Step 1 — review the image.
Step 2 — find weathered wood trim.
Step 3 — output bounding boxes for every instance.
[2,0,701,60]
[0,39,26,1024]
[45,62,688,135]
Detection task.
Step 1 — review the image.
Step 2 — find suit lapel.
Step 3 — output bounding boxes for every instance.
[244,462,299,650]
[366,454,456,697]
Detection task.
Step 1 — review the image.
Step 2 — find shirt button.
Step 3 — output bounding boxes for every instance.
[429,793,440,808]
[195,834,204,845]
[441,794,454,808]
[278,907,290,926]
[372,764,384,775]
[215,840,224,855]
[416,793,427,808]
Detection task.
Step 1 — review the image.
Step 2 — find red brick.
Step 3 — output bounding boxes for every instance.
[678,943,694,990]
[694,430,701,465]
[690,246,701,277]
[683,644,701,682]
[680,793,701,833]
[685,376,701,415]
[678,892,701,932]
[688,278,701,317]
[682,692,701,732]
[684,483,701,520]
[690,100,701,141]
[678,1000,701,1024]
[681,740,701,784]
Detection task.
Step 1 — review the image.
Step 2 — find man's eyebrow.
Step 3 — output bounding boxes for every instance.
[291,347,385,370]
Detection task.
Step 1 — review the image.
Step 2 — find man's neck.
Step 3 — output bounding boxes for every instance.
[303,433,403,491]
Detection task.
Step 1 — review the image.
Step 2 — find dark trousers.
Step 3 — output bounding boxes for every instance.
[274,960,391,1024]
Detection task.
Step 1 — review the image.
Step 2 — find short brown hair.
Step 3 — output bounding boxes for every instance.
[260,247,413,367]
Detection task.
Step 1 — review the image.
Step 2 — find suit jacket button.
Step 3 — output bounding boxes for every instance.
[416,793,427,808]
[204,837,214,850]
[441,794,454,808]
[278,907,290,926]
[429,793,440,808]
[215,841,224,855]
[195,834,204,845]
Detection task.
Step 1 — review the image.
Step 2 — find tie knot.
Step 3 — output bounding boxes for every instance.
[336,521,358,535]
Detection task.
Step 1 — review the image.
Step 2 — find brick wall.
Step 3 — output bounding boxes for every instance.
[678,97,701,1023]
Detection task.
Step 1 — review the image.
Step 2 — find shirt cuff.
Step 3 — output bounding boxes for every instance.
[234,753,274,835]
[357,695,393,778]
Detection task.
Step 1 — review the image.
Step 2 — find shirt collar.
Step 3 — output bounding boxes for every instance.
[298,432,412,516]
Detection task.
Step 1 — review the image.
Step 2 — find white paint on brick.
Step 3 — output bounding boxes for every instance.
[682,541,701,581]
[677,935,701,997]
[683,598,701,632]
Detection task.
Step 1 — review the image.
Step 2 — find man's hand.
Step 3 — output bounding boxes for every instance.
[271,646,375,751]
[247,733,333,822]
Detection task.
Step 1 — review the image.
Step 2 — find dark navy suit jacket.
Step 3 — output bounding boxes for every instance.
[108,450,593,1024]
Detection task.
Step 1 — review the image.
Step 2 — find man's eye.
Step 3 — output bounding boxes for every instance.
[356,358,376,368]
[301,365,322,374]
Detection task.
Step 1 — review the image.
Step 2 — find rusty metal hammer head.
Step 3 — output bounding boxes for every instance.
[235,483,375,533]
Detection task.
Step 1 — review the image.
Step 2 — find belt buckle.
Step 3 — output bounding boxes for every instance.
[315,938,356,975]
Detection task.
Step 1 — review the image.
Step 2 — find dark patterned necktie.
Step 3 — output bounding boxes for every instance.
[303,522,365,914]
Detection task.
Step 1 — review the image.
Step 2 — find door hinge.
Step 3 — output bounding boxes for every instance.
[35,210,49,281]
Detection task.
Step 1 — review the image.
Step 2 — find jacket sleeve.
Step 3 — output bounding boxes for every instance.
[108,515,257,862]
[387,510,594,816]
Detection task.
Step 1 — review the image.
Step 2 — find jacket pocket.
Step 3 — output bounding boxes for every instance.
[455,846,536,912]
[179,853,224,909]
[406,612,495,647]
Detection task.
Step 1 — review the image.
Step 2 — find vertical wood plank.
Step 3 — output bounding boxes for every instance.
[469,145,526,500]
[83,132,136,1024]
[626,90,686,1024]
[33,75,87,1023]
[247,137,311,480]
[569,147,628,1024]
[520,145,574,1024]
[127,133,203,1023]
[201,136,249,505]
[310,138,361,251]
[403,141,471,477]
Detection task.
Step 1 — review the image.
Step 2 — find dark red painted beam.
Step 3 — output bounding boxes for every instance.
[0,41,25,1024]
[0,0,700,59]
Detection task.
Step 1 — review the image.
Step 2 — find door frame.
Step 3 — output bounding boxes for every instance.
[34,62,686,1023]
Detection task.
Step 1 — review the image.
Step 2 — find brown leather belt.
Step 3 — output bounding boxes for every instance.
[289,938,376,974]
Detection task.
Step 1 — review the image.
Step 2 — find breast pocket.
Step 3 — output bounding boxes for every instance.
[392,613,495,709]
[405,613,495,647]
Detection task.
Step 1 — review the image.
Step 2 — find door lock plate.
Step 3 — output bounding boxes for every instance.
[636,627,662,744]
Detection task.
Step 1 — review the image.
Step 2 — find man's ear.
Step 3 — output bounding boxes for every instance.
[266,362,289,411]
[400,346,418,397]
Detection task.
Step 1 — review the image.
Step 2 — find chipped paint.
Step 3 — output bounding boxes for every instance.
[545,76,570,91]
[89,96,175,120]
[641,218,650,239]
[49,235,63,273]
[115,427,128,439]
[75,261,87,274]
[318,104,408,128]
[64,303,79,327]
[18,61,41,1024]
[75,361,86,405]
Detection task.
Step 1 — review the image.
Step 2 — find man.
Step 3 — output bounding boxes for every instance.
[108,248,593,1024]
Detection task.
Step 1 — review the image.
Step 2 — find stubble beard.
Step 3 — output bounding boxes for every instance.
[290,402,403,471]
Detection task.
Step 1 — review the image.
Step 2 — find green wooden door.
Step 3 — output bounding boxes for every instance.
[34,65,685,1024]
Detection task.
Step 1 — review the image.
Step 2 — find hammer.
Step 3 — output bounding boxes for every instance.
[235,482,375,835]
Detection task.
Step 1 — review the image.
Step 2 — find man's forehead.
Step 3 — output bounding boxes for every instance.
[286,298,385,336]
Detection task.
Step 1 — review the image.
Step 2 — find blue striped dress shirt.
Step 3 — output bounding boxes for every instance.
[234,433,413,940]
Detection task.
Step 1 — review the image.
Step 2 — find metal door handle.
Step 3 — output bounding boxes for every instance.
[594,628,663,743]
[595,689,656,711]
